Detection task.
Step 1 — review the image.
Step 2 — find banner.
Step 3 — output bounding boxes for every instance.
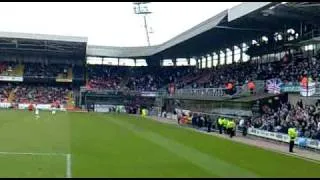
[0,102,12,108]
[18,104,65,111]
[94,104,126,113]
[248,128,320,150]
[140,91,157,97]
[56,78,72,83]
[0,76,23,82]
[94,104,114,113]
[266,78,282,94]
[281,85,300,93]
[300,82,316,97]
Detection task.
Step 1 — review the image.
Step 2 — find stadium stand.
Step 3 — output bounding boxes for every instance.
[86,66,194,91]
[0,83,12,102]
[13,84,70,105]
[86,65,126,90]
[84,53,318,91]
[251,100,320,140]
[0,62,23,77]
[24,63,70,79]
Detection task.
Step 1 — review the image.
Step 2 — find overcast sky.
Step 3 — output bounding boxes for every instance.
[0,2,241,47]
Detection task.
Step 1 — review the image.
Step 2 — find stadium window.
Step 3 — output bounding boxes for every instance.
[287,28,295,34]
[219,51,225,65]
[243,54,250,62]
[262,36,268,43]
[197,59,201,68]
[176,58,188,66]
[252,40,259,46]
[252,56,260,62]
[287,28,295,41]
[135,59,147,66]
[87,57,103,65]
[103,57,118,65]
[207,55,212,68]
[234,46,241,63]
[226,48,232,64]
[274,32,283,41]
[212,53,218,67]
[242,43,249,62]
[201,56,206,68]
[305,44,314,51]
[189,58,196,66]
[118,58,134,66]
[163,59,173,66]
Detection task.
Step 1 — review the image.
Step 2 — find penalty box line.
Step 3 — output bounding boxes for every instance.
[0,151,72,178]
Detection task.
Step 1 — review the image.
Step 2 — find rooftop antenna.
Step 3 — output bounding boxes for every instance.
[133,2,152,46]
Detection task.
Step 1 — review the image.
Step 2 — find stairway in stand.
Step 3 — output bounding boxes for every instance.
[66,91,75,110]
[8,86,18,103]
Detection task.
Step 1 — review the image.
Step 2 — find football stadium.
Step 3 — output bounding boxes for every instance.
[1,2,320,178]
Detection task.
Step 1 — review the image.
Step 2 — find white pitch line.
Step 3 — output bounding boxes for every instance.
[66,153,72,178]
[0,151,72,177]
[0,151,67,156]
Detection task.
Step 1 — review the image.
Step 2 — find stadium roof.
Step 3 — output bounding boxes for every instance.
[1,2,319,59]
[0,31,87,57]
[151,2,320,59]
[87,2,274,58]
[87,45,159,58]
[87,8,227,58]
[0,31,88,43]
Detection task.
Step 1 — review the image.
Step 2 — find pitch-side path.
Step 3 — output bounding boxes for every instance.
[148,116,320,163]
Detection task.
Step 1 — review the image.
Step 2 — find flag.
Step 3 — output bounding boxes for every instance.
[300,81,316,97]
[266,78,282,94]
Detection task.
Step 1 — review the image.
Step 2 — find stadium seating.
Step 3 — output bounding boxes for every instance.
[86,66,194,91]
[86,65,126,90]
[251,101,320,140]
[0,63,7,74]
[13,84,70,105]
[73,65,85,80]
[24,63,70,78]
[0,62,22,77]
[0,83,12,102]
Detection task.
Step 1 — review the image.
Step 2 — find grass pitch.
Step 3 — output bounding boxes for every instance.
[0,110,319,177]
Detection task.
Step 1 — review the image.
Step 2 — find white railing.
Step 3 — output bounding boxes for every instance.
[174,88,226,97]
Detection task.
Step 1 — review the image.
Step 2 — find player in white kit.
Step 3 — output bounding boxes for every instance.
[51,102,57,115]
[52,107,56,115]
[35,105,40,119]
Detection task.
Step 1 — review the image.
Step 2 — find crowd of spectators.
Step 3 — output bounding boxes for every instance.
[0,83,70,105]
[24,63,69,78]
[278,55,320,85]
[13,84,70,105]
[11,49,315,93]
[0,62,16,76]
[86,66,194,91]
[0,63,7,74]
[0,48,319,92]
[86,65,126,90]
[73,65,85,80]
[83,54,314,92]
[251,100,320,140]
[0,83,12,102]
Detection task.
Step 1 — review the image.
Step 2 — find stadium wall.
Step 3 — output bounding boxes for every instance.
[288,93,318,106]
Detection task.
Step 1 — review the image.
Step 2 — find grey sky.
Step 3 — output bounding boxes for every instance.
[0,2,241,47]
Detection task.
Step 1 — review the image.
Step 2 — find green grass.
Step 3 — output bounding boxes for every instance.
[0,109,320,177]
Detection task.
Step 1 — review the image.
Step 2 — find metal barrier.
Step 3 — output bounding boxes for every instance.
[80,80,266,101]
[174,88,226,97]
